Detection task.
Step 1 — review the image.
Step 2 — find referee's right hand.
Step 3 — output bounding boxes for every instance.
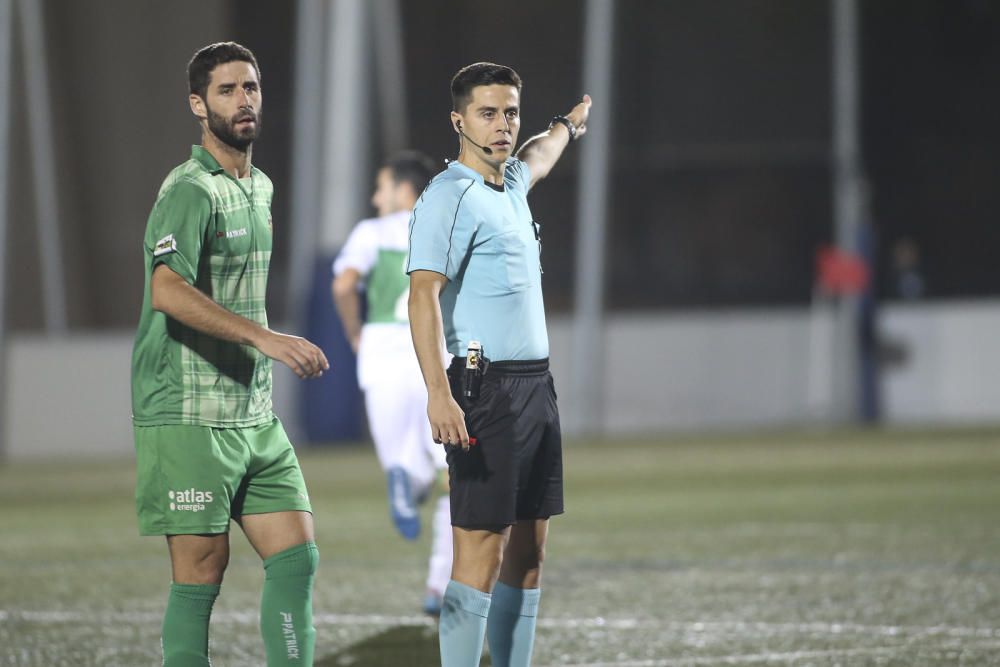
[427,390,471,450]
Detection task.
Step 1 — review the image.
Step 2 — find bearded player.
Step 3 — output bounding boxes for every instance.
[131,42,327,666]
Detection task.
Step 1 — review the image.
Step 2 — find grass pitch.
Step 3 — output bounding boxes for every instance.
[2,428,1000,666]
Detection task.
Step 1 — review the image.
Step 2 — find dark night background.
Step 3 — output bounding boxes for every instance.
[244,0,1000,312]
[7,0,999,330]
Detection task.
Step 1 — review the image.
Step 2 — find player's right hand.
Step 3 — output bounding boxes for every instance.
[427,391,470,450]
[257,331,330,379]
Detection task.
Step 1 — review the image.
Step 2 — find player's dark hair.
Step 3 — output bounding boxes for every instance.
[187,42,261,100]
[450,62,522,112]
[385,151,437,196]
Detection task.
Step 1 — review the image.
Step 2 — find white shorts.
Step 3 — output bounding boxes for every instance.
[357,324,448,488]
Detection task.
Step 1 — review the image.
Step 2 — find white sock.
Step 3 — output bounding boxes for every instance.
[427,495,453,595]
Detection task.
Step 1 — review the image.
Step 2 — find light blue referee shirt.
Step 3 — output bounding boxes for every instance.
[406,158,548,361]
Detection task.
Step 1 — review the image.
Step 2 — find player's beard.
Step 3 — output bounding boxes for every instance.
[205,102,261,152]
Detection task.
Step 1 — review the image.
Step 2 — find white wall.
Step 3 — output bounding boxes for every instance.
[4,301,999,460]
[879,301,1000,424]
[2,332,299,461]
[548,309,819,434]
[5,333,134,459]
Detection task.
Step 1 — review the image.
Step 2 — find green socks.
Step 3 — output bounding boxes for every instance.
[486,582,541,667]
[260,542,320,665]
[161,542,318,666]
[162,582,220,667]
[439,579,492,666]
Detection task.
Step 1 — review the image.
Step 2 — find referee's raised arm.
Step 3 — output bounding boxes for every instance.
[408,269,470,449]
[516,94,592,189]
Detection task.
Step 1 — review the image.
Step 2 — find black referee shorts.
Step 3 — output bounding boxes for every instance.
[446,357,564,529]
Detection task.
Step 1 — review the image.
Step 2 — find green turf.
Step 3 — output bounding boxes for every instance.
[2,428,1000,666]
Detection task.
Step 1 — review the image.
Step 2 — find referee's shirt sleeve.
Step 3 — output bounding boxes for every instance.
[504,157,531,195]
[406,178,476,281]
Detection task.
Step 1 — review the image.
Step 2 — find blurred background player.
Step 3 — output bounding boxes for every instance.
[331,152,453,615]
[131,43,328,665]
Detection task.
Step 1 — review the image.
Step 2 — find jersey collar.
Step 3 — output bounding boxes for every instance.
[191,145,226,175]
[449,158,513,188]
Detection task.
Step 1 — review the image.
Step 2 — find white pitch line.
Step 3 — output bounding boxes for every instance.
[547,647,902,667]
[654,619,1000,640]
[1,609,999,642]
[0,610,435,627]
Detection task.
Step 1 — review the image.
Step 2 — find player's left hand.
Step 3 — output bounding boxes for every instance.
[257,330,330,379]
[567,94,592,139]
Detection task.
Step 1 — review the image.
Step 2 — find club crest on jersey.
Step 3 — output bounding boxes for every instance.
[153,233,177,257]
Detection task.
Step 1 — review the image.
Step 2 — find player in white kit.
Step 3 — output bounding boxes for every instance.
[332,152,452,615]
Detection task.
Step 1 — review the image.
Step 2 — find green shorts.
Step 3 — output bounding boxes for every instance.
[134,418,312,536]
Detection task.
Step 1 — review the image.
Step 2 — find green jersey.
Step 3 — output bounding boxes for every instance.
[332,209,411,324]
[366,249,409,323]
[131,146,275,428]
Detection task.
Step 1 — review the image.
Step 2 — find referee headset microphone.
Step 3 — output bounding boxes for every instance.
[456,120,493,155]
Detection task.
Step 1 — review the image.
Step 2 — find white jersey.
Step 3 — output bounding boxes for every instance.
[334,210,415,390]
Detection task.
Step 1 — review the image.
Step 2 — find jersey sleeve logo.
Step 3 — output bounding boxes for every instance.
[153,233,177,257]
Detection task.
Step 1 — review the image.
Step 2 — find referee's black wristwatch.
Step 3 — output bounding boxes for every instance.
[549,115,577,142]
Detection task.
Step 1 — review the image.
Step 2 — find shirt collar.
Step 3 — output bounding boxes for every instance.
[449,158,512,188]
[191,145,226,175]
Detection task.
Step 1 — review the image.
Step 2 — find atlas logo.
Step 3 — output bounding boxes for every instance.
[168,488,214,512]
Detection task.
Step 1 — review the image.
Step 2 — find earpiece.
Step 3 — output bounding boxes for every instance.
[455,119,493,155]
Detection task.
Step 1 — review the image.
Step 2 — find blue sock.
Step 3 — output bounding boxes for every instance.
[486,582,541,667]
[439,580,492,666]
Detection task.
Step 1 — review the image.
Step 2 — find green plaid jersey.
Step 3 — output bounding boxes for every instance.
[131,146,275,427]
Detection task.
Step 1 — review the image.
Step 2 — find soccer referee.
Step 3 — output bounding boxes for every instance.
[407,62,591,667]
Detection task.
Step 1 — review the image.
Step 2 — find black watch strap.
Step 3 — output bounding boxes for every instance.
[549,115,577,142]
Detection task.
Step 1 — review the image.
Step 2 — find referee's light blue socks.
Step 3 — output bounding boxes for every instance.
[486,582,541,667]
[439,579,492,666]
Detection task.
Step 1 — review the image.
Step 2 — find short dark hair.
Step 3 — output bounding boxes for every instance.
[385,151,437,196]
[450,62,522,112]
[188,42,260,100]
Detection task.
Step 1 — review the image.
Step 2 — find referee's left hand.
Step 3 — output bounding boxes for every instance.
[567,94,592,139]
[427,390,471,450]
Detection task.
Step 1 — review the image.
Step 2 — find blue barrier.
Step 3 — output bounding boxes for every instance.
[300,254,364,443]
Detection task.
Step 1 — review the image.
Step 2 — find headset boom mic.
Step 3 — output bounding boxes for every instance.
[459,127,493,155]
